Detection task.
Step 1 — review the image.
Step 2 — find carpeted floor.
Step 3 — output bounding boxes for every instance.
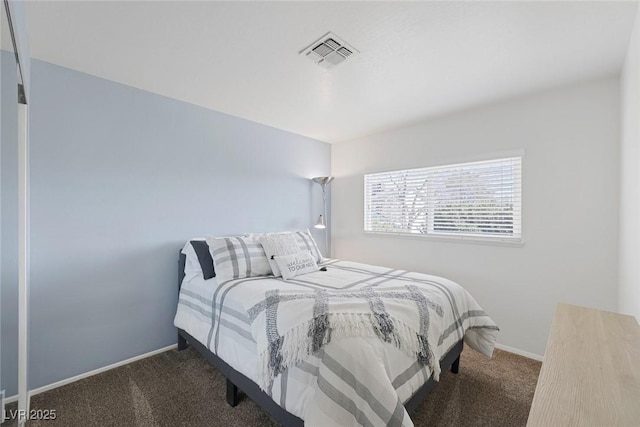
[2,347,540,427]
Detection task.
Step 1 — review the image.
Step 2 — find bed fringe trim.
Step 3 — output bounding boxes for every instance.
[257,312,440,390]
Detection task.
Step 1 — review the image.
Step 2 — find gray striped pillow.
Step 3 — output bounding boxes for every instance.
[205,235,272,283]
[292,230,323,264]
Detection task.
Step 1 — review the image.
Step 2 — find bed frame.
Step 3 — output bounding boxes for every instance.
[177,252,463,426]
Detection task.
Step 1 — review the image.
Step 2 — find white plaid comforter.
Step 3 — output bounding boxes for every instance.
[174,259,499,427]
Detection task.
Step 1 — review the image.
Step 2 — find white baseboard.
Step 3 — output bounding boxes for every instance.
[495,343,543,361]
[3,344,177,404]
[1,389,6,423]
[3,341,539,404]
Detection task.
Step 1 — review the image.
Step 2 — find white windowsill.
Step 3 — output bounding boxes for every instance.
[363,230,525,248]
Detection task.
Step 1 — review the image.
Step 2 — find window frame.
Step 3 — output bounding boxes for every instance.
[363,152,525,247]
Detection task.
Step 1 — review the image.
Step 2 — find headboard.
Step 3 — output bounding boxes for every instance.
[178,251,186,290]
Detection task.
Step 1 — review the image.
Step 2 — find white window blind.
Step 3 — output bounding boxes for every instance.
[364,157,522,241]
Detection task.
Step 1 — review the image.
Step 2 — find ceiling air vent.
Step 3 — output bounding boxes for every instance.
[300,32,358,70]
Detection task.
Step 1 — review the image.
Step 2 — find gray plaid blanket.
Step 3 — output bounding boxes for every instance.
[250,284,450,389]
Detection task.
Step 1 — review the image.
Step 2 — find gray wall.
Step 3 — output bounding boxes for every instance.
[1,49,19,396]
[332,77,620,357]
[24,59,330,389]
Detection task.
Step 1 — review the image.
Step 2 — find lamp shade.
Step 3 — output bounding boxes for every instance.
[312,177,334,186]
[314,215,326,229]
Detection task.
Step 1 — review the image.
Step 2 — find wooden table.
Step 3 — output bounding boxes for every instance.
[527,303,640,427]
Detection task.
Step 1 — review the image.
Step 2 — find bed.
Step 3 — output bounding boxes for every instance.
[174,237,498,427]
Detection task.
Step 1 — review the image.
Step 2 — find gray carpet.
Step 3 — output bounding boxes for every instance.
[2,347,540,426]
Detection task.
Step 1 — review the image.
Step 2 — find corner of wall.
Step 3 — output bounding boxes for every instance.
[619,4,640,322]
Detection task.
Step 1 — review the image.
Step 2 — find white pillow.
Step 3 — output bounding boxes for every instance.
[274,250,319,280]
[181,240,204,282]
[205,235,272,283]
[259,233,300,277]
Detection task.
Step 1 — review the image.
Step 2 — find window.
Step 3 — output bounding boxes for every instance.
[364,156,522,242]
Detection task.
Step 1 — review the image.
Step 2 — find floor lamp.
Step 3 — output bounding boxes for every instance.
[312,177,334,257]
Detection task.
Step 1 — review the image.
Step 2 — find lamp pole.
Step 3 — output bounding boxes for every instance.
[312,177,334,257]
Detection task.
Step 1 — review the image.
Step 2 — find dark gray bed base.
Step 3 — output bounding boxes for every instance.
[177,252,462,426]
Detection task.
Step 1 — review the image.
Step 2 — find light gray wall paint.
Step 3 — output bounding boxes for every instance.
[619,8,640,322]
[1,49,19,396]
[27,59,330,389]
[332,77,620,357]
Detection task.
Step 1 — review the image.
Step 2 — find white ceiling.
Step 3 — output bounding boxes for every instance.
[24,1,638,143]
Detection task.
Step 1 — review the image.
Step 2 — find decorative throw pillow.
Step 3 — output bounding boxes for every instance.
[259,233,300,277]
[205,235,272,283]
[292,230,323,264]
[191,240,216,280]
[273,250,319,280]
